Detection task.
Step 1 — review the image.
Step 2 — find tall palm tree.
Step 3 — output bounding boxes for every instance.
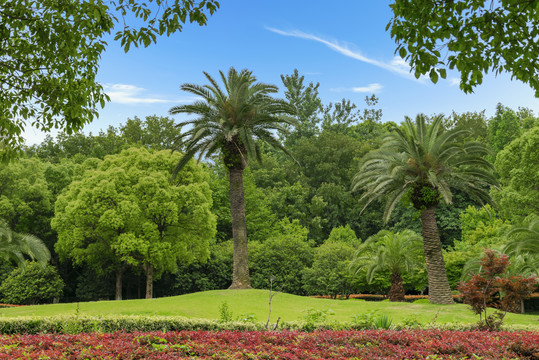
[169,68,295,289]
[0,220,50,267]
[350,230,423,302]
[352,115,498,304]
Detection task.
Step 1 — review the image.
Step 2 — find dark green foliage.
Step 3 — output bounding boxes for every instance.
[303,241,359,298]
[444,111,489,144]
[74,268,115,302]
[155,242,233,297]
[27,116,181,163]
[280,69,322,144]
[119,116,182,150]
[488,104,524,155]
[492,127,539,223]
[0,262,64,305]
[249,219,314,295]
[0,158,55,246]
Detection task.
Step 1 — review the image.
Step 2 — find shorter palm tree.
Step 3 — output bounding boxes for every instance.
[350,229,424,301]
[0,220,50,268]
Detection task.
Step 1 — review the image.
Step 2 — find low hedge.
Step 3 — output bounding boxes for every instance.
[0,315,536,334]
[0,316,264,334]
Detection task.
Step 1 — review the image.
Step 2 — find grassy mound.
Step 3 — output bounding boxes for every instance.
[0,290,536,328]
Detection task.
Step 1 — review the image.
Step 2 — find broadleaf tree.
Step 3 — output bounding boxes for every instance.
[52,147,216,300]
[0,0,219,159]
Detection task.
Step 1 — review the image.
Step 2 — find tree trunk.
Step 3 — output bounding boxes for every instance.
[115,265,124,301]
[389,272,405,302]
[145,263,153,299]
[228,168,251,289]
[420,206,454,304]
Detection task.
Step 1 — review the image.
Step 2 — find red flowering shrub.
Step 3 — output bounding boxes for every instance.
[458,250,537,331]
[0,330,537,359]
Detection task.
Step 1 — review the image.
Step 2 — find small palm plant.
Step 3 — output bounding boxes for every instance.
[350,229,423,302]
[504,217,539,256]
[169,68,295,289]
[352,115,498,304]
[503,216,539,277]
[0,220,50,268]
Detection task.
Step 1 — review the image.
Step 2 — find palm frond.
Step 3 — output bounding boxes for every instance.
[353,114,498,222]
[169,68,296,174]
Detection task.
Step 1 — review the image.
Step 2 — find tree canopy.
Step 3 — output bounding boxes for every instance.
[52,147,216,299]
[493,127,539,223]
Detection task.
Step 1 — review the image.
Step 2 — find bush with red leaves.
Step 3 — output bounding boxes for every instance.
[0,329,537,359]
[458,249,537,331]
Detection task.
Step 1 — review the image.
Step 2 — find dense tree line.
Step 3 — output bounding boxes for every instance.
[0,70,537,305]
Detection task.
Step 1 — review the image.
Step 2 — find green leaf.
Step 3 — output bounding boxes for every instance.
[439,68,447,79]
[399,47,407,59]
[429,69,439,84]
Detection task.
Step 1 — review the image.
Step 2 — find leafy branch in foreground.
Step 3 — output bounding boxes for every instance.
[389,0,539,95]
[0,0,219,159]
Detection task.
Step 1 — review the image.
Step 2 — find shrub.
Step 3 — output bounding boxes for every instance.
[0,329,537,359]
[458,250,537,330]
[303,241,359,299]
[0,262,64,305]
[0,315,535,335]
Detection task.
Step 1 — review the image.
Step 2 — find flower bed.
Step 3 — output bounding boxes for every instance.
[0,303,26,308]
[311,294,463,301]
[0,329,537,359]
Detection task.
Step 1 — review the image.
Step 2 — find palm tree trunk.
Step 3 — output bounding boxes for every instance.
[228,168,251,289]
[420,206,454,304]
[389,272,405,302]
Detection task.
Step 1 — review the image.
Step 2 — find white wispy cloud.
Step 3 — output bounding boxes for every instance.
[103,84,195,105]
[266,27,421,81]
[449,77,460,86]
[330,83,383,93]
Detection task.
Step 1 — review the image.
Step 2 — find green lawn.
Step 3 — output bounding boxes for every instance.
[0,289,537,328]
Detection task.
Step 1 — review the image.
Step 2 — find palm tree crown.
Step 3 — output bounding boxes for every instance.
[169,68,295,173]
[352,115,498,222]
[350,229,423,301]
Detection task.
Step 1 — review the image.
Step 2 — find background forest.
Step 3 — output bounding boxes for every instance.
[1,70,537,305]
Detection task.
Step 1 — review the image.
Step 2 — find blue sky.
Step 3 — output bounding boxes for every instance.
[24,0,539,143]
